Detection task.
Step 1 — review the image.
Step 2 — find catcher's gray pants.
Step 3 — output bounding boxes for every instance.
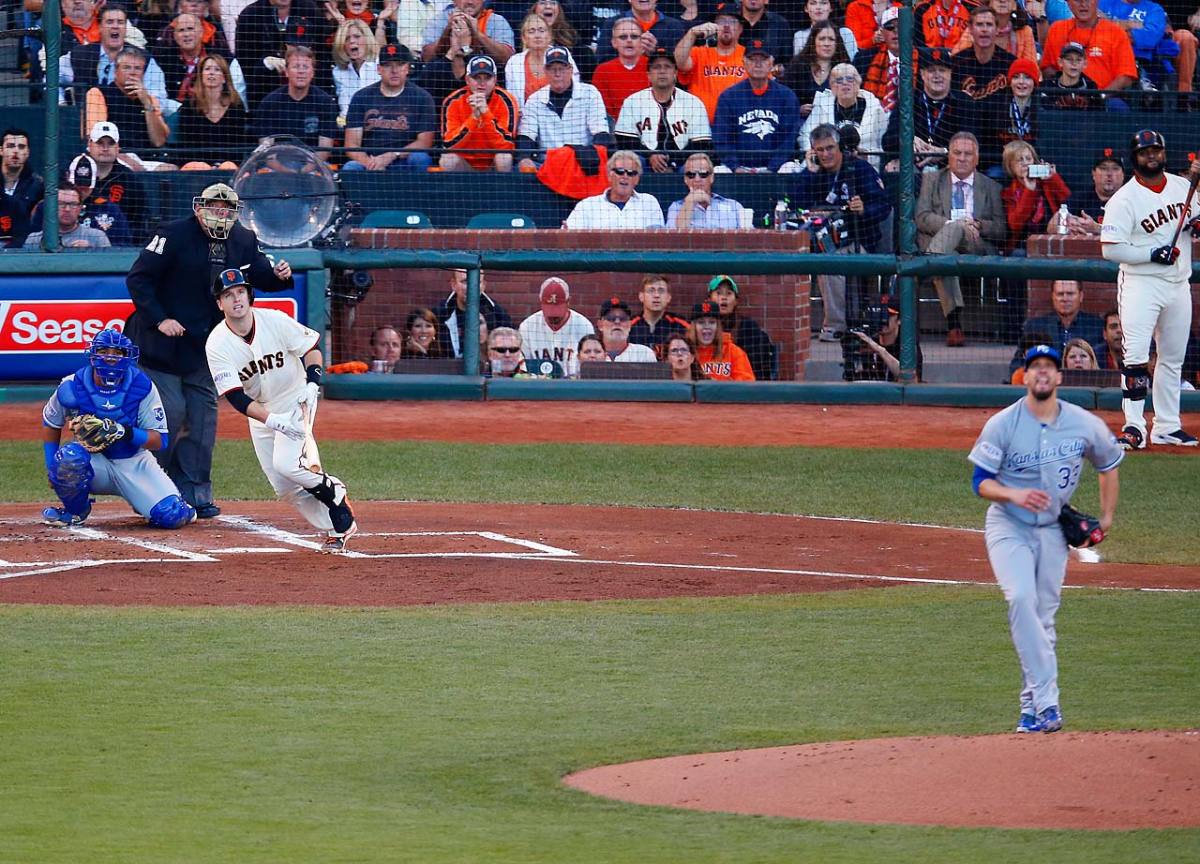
[90,450,183,518]
[145,365,217,509]
[984,505,1068,716]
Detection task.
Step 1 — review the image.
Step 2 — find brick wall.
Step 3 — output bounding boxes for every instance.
[1026,235,1200,321]
[337,229,814,379]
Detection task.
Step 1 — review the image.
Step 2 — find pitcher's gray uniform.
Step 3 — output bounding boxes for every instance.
[969,394,1123,727]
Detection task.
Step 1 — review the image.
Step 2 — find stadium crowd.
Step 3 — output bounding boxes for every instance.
[5,0,1200,374]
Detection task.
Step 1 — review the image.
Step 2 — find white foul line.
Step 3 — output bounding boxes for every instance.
[215,514,369,557]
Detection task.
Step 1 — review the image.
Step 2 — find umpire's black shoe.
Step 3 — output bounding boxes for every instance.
[195,504,222,519]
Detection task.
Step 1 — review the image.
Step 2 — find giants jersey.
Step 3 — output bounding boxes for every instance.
[614,87,712,152]
[518,310,595,378]
[1101,172,1197,285]
[207,308,320,413]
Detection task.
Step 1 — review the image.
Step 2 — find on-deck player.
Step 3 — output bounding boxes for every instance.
[969,345,1122,734]
[205,269,358,553]
[1100,130,1200,449]
[40,328,196,528]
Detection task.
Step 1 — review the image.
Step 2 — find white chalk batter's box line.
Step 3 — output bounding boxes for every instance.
[0,515,1194,593]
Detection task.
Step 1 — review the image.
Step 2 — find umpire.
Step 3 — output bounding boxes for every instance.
[125,183,294,518]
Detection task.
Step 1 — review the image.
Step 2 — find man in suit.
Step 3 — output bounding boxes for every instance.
[915,130,1006,347]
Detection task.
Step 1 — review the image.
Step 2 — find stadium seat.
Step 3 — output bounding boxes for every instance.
[465,212,537,229]
[361,209,434,228]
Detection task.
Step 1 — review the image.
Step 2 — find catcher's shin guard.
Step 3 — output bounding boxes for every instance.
[147,494,197,529]
[48,442,95,518]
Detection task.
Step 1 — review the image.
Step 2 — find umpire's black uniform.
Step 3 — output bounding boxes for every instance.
[126,216,293,513]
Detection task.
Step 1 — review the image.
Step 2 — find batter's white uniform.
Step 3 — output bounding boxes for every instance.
[1100,172,1197,438]
[206,308,341,534]
[518,310,596,377]
[614,87,713,152]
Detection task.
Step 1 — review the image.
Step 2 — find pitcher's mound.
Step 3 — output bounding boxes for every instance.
[565,730,1200,830]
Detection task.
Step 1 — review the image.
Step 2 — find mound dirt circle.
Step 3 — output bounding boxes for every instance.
[564,730,1200,830]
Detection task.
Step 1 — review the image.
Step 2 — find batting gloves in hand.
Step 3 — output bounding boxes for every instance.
[1186,217,1200,235]
[1150,245,1180,265]
[301,382,320,413]
[266,409,305,442]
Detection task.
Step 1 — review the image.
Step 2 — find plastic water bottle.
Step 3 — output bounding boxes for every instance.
[774,199,788,231]
[1056,204,1070,234]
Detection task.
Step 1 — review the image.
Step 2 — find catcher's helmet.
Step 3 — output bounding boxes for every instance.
[192,182,241,240]
[1130,129,1166,156]
[87,327,139,388]
[213,267,254,303]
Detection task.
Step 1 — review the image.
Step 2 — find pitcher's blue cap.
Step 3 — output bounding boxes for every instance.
[1024,344,1062,369]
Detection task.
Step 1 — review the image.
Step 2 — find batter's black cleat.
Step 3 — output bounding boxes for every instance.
[321,521,358,554]
[1150,429,1199,447]
[1116,425,1146,451]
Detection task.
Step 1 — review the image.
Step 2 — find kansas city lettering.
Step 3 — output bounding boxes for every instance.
[238,351,287,382]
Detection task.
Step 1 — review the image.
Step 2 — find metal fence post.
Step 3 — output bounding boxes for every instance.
[41,0,61,252]
[896,0,918,383]
[463,265,481,375]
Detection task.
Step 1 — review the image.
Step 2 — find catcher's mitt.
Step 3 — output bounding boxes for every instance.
[69,414,128,453]
[1059,503,1105,548]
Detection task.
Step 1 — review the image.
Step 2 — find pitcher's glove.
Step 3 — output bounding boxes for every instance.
[1059,503,1105,548]
[69,414,128,453]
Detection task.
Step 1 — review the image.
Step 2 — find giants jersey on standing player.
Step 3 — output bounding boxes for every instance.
[207,308,320,414]
[614,86,712,153]
[1100,174,1196,285]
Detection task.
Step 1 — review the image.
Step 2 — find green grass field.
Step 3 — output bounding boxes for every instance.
[1,438,1197,862]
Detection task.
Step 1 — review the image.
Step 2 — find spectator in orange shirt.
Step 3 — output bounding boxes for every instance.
[674,1,746,121]
[440,54,519,171]
[688,300,755,380]
[845,0,891,52]
[61,0,101,52]
[1040,0,1137,91]
[591,17,650,120]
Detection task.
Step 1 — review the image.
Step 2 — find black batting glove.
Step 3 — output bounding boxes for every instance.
[1150,245,1180,265]
[1186,217,1200,235]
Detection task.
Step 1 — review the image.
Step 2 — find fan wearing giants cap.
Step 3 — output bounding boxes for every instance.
[613,48,712,174]
[125,181,295,517]
[1100,130,1200,448]
[518,277,596,377]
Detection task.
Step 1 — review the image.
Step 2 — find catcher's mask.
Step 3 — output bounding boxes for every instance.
[192,182,242,239]
[213,267,254,304]
[88,328,139,388]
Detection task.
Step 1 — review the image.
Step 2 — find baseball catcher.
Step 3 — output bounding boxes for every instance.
[40,328,196,528]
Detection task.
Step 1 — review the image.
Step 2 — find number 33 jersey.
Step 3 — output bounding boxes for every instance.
[968,399,1124,526]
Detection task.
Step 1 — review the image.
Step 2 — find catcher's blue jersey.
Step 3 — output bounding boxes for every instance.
[44,366,168,460]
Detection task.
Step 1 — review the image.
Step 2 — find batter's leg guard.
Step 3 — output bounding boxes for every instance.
[147,494,197,529]
[44,442,95,524]
[304,473,355,535]
[1121,363,1151,401]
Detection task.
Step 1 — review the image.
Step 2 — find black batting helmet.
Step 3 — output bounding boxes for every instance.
[1130,129,1166,156]
[213,267,254,302]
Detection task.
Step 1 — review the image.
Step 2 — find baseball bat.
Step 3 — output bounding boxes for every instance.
[1168,169,1200,250]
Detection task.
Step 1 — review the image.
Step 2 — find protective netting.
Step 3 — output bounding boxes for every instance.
[5,0,1200,386]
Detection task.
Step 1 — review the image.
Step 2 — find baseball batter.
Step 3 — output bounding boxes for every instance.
[969,345,1122,734]
[1100,129,1200,449]
[40,329,196,529]
[205,269,358,553]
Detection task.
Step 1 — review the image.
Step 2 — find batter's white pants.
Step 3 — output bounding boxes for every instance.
[985,506,1068,715]
[1118,276,1193,436]
[248,417,337,534]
